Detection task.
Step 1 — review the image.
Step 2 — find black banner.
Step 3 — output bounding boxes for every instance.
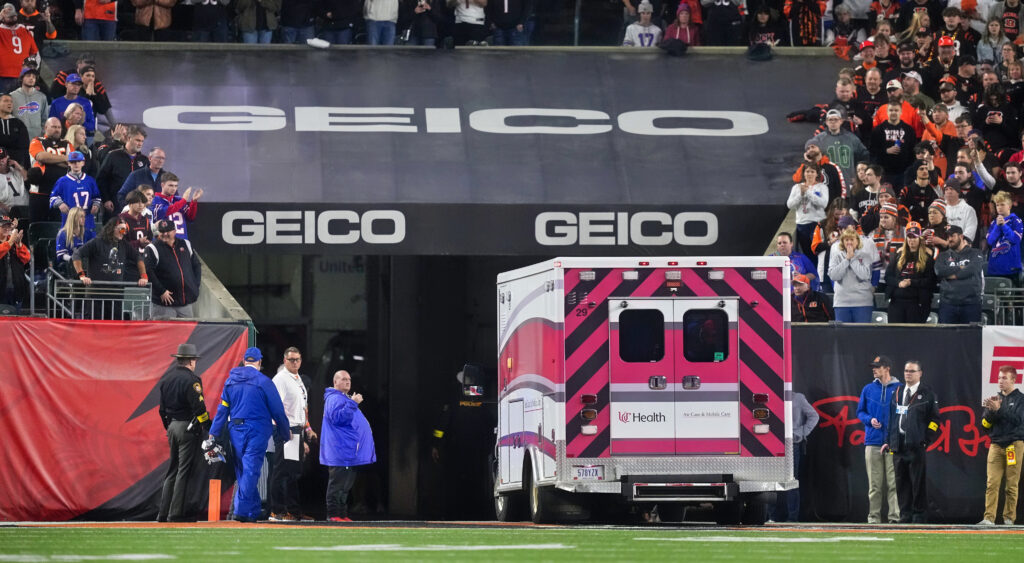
[189,202,786,255]
[793,324,988,523]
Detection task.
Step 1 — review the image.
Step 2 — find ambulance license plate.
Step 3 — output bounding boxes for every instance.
[572,465,604,480]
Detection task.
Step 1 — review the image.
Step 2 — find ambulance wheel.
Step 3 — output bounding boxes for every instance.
[657,503,686,523]
[493,464,525,521]
[713,500,742,525]
[741,493,773,526]
[526,460,554,524]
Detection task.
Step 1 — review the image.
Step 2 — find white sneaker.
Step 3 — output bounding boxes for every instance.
[1000,521,1015,526]
[978,519,995,526]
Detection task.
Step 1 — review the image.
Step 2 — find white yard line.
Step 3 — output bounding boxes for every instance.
[276,543,574,551]
[636,536,895,543]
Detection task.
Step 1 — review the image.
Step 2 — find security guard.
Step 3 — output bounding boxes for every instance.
[882,360,940,523]
[209,347,291,522]
[157,343,210,522]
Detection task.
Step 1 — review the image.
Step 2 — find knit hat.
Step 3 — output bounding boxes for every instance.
[637,0,654,13]
[929,199,947,215]
[677,2,690,12]
[880,203,898,217]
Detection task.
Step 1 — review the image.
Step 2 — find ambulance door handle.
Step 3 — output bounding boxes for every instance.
[649,376,667,390]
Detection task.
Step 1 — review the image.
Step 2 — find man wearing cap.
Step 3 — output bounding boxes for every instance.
[885,41,925,84]
[935,224,985,322]
[881,360,940,523]
[47,73,94,140]
[900,70,935,109]
[0,3,37,93]
[807,107,869,184]
[209,348,292,522]
[870,103,918,190]
[791,273,833,322]
[157,343,210,522]
[925,36,960,93]
[0,213,28,308]
[871,81,924,135]
[10,67,47,141]
[857,354,902,523]
[934,78,968,121]
[623,1,662,47]
[854,39,882,87]
[144,218,200,319]
[48,150,98,234]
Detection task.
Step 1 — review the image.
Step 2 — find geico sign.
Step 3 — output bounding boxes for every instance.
[536,212,718,246]
[223,210,405,245]
[142,106,769,136]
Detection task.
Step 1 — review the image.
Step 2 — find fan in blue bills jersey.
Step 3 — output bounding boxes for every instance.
[48,151,100,236]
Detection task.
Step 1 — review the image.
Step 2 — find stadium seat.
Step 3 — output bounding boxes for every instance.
[871,310,888,324]
[873,292,887,309]
[27,221,60,245]
[985,277,1013,294]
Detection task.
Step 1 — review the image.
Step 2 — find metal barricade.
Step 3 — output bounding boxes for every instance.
[47,268,152,320]
[993,288,1024,326]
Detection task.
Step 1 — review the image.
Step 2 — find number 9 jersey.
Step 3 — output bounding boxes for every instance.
[0,24,38,81]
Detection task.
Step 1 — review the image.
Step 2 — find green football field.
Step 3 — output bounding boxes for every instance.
[1,524,1022,562]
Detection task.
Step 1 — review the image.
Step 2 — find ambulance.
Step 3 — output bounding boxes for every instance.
[493,257,795,524]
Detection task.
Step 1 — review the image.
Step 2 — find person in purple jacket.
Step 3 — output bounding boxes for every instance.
[321,370,376,522]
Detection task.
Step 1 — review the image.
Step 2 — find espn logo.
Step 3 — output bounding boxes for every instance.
[989,346,1024,384]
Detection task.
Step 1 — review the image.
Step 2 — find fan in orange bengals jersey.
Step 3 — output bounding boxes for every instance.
[0,3,36,93]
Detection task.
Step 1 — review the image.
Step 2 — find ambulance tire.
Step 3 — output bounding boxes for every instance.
[525,458,555,524]
[657,503,686,523]
[493,462,526,522]
[740,493,773,526]
[713,500,743,525]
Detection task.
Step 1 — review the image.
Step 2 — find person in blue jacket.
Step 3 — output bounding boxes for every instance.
[321,370,376,522]
[208,347,291,523]
[856,354,902,524]
[986,191,1023,285]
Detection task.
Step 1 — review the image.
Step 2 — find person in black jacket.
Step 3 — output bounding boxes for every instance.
[487,0,531,45]
[145,219,201,320]
[399,0,442,45]
[157,343,210,522]
[979,365,1024,525]
[881,359,940,523]
[884,222,936,323]
[280,0,318,43]
[319,0,362,43]
[95,126,148,213]
[791,273,833,322]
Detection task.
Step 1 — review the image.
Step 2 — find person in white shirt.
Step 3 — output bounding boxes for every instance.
[788,162,829,257]
[623,0,662,47]
[943,180,979,244]
[269,346,317,521]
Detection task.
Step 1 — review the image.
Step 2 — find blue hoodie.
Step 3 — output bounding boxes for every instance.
[856,376,901,446]
[320,387,376,467]
[209,365,291,443]
[986,213,1023,276]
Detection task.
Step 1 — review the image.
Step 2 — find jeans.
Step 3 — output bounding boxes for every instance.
[280,25,315,44]
[768,440,804,522]
[937,302,982,324]
[365,20,396,45]
[241,29,274,44]
[835,305,874,323]
[326,466,358,518]
[193,20,230,42]
[82,19,117,41]
[492,26,527,46]
[322,28,354,44]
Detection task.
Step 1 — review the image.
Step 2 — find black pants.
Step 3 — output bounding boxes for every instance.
[270,441,302,515]
[158,420,199,522]
[326,466,357,519]
[887,301,930,323]
[894,444,927,523]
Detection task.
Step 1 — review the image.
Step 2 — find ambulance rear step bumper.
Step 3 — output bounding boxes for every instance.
[623,475,738,503]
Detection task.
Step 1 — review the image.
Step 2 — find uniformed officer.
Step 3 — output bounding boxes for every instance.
[208,347,291,522]
[157,343,210,522]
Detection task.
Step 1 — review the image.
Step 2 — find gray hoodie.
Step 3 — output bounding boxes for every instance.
[935,244,985,305]
[828,238,878,307]
[9,87,47,141]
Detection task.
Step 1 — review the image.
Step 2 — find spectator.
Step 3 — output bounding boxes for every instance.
[90,122,126,165]
[850,164,884,221]
[795,144,847,204]
[0,146,26,219]
[943,180,979,244]
[768,390,819,523]
[269,346,316,521]
[860,184,911,235]
[869,0,899,31]
[364,0,399,44]
[899,143,939,189]
[954,56,983,102]
[189,0,231,42]
[151,173,201,240]
[935,224,985,323]
[978,365,1024,526]
[900,159,942,224]
[61,103,86,140]
[9,69,45,143]
[78,66,113,131]
[992,161,1024,219]
[131,0,178,40]
[48,74,95,141]
[825,4,867,52]
[236,0,281,43]
[976,85,1018,156]
[50,53,96,99]
[449,0,487,45]
[144,219,200,318]
[787,162,828,261]
[919,105,956,177]
[98,126,148,212]
[0,213,28,309]
[702,0,743,46]
[994,0,1024,43]
[280,0,317,43]
[937,7,979,58]
[857,68,887,125]
[811,198,850,290]
[0,93,28,168]
[986,191,1023,284]
[116,146,165,207]
[881,360,940,523]
[321,370,376,522]
[885,41,924,84]
[399,0,441,46]
[49,151,98,237]
[319,0,361,43]
[791,273,833,322]
[936,80,969,122]
[488,0,530,45]
[122,184,154,217]
[119,189,150,279]
[623,1,661,47]
[854,39,881,87]
[884,222,937,322]
[784,0,823,46]
[54,205,90,276]
[775,231,820,291]
[807,108,870,185]
[856,354,902,524]
[923,199,951,252]
[0,4,37,93]
[64,125,95,178]
[662,2,699,46]
[998,44,1020,82]
[26,117,71,224]
[871,81,923,135]
[870,102,918,191]
[17,0,55,48]
[829,226,878,322]
[72,215,148,288]
[979,18,1011,65]
[870,202,905,289]
[76,0,118,40]
[748,6,783,46]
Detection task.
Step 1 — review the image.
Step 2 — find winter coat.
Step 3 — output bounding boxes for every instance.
[884,248,936,307]
[321,387,377,467]
[857,376,901,446]
[828,238,877,307]
[131,0,178,29]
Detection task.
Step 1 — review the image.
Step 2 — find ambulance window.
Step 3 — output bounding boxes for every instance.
[619,309,665,362]
[682,309,729,363]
